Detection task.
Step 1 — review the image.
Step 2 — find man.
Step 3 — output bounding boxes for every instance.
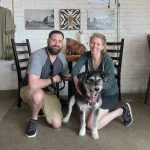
[20,30,70,138]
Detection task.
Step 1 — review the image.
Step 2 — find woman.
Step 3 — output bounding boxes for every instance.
[72,33,133,130]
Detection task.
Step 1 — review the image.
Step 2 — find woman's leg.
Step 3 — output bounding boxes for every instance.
[86,108,123,130]
[97,108,123,129]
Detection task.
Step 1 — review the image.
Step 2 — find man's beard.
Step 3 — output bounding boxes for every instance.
[47,45,62,55]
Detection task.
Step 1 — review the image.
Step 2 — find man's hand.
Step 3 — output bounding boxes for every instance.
[52,75,61,83]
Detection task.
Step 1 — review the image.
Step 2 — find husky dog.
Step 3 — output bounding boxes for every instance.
[63,71,106,139]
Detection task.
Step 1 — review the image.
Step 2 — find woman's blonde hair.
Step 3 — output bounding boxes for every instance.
[90,33,107,54]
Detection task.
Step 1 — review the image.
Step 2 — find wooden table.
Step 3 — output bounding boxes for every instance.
[65,54,81,62]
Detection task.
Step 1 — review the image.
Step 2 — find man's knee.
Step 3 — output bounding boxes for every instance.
[47,118,62,129]
[31,89,44,105]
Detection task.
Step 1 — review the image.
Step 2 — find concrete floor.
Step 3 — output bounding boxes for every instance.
[0,90,150,150]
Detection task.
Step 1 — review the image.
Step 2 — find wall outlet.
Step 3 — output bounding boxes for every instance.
[11,63,16,71]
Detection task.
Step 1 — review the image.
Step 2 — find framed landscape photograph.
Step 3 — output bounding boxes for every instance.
[87,9,115,30]
[60,9,80,30]
[25,9,54,30]
[88,0,110,4]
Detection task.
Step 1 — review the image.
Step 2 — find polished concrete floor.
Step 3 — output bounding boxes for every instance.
[0,90,150,150]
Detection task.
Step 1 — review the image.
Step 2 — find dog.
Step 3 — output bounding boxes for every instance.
[63,70,106,139]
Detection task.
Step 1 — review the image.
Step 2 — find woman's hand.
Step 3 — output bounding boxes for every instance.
[73,76,82,95]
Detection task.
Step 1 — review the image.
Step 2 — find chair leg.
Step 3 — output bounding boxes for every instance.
[68,80,75,100]
[56,83,59,98]
[17,90,22,107]
[119,87,121,101]
[144,76,150,104]
[118,78,121,101]
[17,97,22,107]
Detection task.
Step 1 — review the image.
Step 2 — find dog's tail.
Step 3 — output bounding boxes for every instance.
[62,96,75,123]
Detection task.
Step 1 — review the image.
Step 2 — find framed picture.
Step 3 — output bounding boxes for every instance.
[60,9,80,30]
[25,9,54,30]
[87,9,115,30]
[88,0,110,4]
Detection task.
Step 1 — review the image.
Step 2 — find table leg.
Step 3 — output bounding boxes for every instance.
[68,62,74,100]
[144,75,150,104]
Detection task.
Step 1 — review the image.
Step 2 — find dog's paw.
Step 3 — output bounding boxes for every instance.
[79,129,86,136]
[62,117,69,123]
[92,130,99,139]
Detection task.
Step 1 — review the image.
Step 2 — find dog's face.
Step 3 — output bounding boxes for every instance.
[78,71,106,104]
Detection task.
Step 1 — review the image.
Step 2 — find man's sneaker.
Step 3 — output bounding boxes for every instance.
[26,119,37,138]
[121,103,133,126]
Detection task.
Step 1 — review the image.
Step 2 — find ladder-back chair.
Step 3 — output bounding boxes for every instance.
[106,38,124,101]
[11,39,31,107]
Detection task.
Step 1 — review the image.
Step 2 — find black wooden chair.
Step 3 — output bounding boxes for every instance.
[106,38,124,101]
[144,35,150,104]
[11,39,31,107]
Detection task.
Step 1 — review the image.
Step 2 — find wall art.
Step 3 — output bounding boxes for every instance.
[25,9,54,29]
[60,9,80,30]
[87,9,115,30]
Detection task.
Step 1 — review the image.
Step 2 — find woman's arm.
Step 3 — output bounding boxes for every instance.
[102,56,117,91]
[72,52,89,95]
[71,52,89,77]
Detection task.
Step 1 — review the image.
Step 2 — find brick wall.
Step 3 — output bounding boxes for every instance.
[0,0,150,93]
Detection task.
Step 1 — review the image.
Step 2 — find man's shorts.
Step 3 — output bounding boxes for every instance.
[20,86,63,120]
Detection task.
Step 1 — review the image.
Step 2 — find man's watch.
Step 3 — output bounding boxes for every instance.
[50,77,54,84]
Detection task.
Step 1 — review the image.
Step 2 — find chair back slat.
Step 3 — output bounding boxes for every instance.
[107,41,122,45]
[20,67,27,71]
[19,58,29,62]
[17,51,29,54]
[107,49,120,53]
[15,43,28,46]
[111,57,119,60]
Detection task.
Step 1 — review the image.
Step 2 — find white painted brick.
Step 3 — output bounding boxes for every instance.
[121,67,133,79]
[0,0,149,93]
[0,79,17,90]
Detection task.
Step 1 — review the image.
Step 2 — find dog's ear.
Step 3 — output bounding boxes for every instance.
[99,71,107,81]
[77,72,88,82]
